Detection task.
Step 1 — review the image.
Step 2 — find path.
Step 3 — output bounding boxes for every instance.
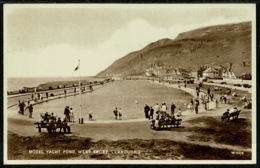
[7,79,251,154]
[7,82,111,109]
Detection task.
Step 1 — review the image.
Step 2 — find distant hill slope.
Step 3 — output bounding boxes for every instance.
[97,21,251,77]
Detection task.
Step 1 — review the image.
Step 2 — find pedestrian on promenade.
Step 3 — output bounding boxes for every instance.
[188,102,193,113]
[46,92,49,99]
[215,98,219,108]
[195,100,199,114]
[27,98,31,106]
[28,104,33,118]
[204,99,208,110]
[64,90,67,96]
[223,94,227,104]
[17,100,21,115]
[38,93,40,100]
[171,103,176,117]
[207,88,211,95]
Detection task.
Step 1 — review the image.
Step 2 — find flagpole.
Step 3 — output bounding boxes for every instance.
[78,60,83,124]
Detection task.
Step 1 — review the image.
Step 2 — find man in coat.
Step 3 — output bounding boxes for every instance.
[144,104,150,119]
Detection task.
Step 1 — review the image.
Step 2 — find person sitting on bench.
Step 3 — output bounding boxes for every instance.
[40,119,45,127]
[154,111,160,129]
[229,107,238,113]
[176,115,181,120]
[223,109,230,117]
[62,120,71,133]
[46,119,56,132]
[57,117,63,132]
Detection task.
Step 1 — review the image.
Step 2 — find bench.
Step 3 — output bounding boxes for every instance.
[34,122,71,133]
[150,118,182,130]
[221,110,241,121]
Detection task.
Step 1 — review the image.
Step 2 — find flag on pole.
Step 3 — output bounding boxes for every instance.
[74,60,80,71]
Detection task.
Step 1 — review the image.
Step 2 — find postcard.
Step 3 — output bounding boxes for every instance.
[4,4,256,164]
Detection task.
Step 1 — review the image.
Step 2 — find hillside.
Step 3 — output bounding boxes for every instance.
[97,21,251,77]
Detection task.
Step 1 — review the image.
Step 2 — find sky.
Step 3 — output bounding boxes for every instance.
[4,4,255,77]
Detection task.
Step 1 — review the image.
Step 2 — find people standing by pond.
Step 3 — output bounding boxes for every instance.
[28,104,33,118]
[118,108,122,120]
[89,110,93,120]
[70,108,74,122]
[64,106,70,122]
[19,100,26,115]
[113,108,118,120]
[144,104,150,119]
[171,102,176,117]
[161,103,167,117]
[149,107,154,120]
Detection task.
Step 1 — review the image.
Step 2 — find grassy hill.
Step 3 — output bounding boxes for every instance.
[97,21,251,77]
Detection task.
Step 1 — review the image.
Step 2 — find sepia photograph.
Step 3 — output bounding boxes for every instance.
[3,4,256,164]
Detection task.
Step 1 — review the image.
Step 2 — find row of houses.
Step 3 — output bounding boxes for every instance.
[197,65,251,80]
[145,64,251,80]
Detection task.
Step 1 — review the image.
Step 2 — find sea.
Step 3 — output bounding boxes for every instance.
[7,76,101,91]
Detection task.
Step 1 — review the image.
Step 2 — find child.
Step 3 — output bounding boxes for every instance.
[177,108,182,116]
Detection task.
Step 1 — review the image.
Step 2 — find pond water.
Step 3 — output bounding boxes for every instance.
[22,80,193,121]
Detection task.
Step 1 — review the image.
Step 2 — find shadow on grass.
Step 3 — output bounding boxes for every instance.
[186,116,251,148]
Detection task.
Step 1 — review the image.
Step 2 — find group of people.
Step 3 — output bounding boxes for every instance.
[40,112,70,133]
[186,98,200,114]
[64,106,75,122]
[113,108,123,120]
[144,102,181,120]
[17,100,34,118]
[146,102,182,129]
